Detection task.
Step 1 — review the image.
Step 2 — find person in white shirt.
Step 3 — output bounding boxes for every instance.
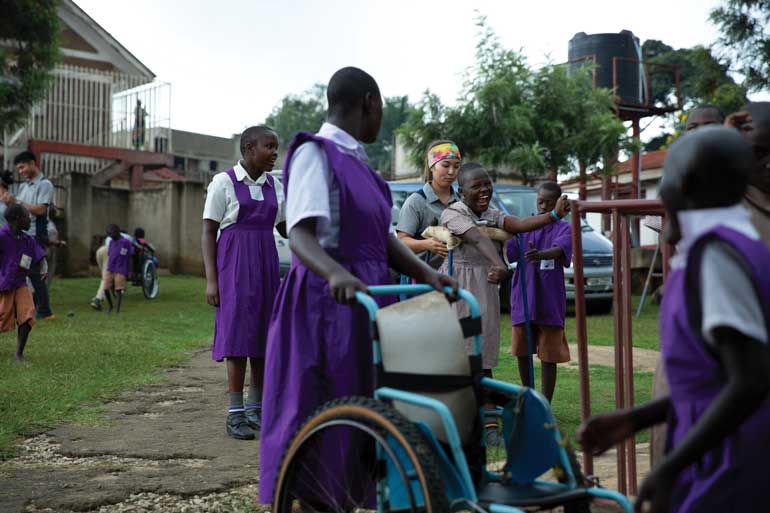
[202,125,286,441]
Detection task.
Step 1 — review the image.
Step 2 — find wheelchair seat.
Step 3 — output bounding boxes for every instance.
[375,291,480,444]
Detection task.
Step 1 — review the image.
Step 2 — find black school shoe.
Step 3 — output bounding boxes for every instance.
[244,407,261,431]
[226,411,255,440]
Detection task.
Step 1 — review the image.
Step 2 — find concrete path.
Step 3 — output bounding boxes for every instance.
[1,345,657,512]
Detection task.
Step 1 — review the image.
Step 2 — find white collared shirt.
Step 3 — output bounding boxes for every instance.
[286,122,394,249]
[202,161,285,233]
[673,204,766,346]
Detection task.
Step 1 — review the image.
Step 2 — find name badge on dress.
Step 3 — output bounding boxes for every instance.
[248,185,264,201]
[540,259,555,270]
[120,248,128,256]
[20,254,32,270]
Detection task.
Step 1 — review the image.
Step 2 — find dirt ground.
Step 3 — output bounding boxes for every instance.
[1,347,652,512]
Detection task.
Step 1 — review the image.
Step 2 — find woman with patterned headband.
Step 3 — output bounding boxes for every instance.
[396,140,462,268]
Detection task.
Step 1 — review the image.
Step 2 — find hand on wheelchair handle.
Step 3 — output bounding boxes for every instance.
[423,270,458,301]
[328,269,369,305]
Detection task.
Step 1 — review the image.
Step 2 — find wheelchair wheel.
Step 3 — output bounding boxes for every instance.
[273,396,448,513]
[142,260,159,299]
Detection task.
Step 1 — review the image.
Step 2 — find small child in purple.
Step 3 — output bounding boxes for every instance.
[103,224,133,314]
[0,204,47,362]
[578,126,770,513]
[506,182,572,402]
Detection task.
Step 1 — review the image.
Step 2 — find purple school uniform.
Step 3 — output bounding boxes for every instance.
[0,225,46,292]
[661,226,770,513]
[259,132,394,506]
[107,237,134,276]
[506,220,572,327]
[211,169,279,362]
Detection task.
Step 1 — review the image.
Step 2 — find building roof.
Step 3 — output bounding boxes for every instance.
[146,167,186,182]
[561,149,667,186]
[59,0,155,79]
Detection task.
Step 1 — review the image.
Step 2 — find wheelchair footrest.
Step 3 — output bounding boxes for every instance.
[478,481,591,509]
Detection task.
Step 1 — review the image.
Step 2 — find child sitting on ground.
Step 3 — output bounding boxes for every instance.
[0,204,47,361]
[104,224,133,314]
[439,163,569,440]
[507,182,572,402]
[578,126,770,513]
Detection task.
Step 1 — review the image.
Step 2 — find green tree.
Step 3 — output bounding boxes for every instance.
[641,40,748,150]
[710,0,770,92]
[264,83,327,147]
[365,95,415,173]
[265,85,414,174]
[401,16,629,184]
[0,0,60,134]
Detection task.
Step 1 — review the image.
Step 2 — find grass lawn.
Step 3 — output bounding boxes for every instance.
[565,296,661,351]
[498,315,655,444]
[1,277,659,458]
[0,276,213,459]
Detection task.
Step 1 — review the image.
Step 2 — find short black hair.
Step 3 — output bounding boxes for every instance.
[457,162,487,186]
[134,227,145,239]
[538,181,562,197]
[13,151,36,166]
[665,126,753,208]
[239,125,276,156]
[327,67,380,115]
[106,224,120,234]
[5,203,28,223]
[0,170,12,188]
[688,103,724,121]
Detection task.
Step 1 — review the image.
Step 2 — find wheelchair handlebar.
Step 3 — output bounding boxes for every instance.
[354,285,480,322]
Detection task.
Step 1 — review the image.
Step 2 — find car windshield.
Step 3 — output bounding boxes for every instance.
[494,190,538,218]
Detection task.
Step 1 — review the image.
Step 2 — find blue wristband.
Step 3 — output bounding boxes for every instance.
[550,210,561,222]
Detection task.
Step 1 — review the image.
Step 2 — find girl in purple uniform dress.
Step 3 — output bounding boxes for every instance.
[578,127,770,513]
[259,67,457,509]
[202,126,286,441]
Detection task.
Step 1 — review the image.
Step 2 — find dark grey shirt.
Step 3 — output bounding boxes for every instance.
[396,183,460,238]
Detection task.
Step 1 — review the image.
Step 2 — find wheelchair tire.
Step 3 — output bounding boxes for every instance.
[142,260,159,299]
[558,439,592,513]
[273,396,449,513]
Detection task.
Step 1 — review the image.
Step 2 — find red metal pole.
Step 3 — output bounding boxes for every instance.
[571,200,593,476]
[621,216,638,495]
[612,209,627,495]
[632,118,641,201]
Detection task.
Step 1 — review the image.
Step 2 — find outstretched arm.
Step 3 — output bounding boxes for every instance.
[503,195,570,234]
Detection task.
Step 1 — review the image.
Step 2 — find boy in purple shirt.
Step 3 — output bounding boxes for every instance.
[0,204,47,361]
[578,127,770,513]
[506,182,572,402]
[104,224,133,314]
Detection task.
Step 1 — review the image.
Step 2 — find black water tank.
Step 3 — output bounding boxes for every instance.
[568,30,643,105]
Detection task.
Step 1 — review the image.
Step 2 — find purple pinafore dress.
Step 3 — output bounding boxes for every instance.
[211,169,279,361]
[661,226,770,513]
[259,132,394,506]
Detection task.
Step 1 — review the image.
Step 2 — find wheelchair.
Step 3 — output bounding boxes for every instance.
[272,285,632,513]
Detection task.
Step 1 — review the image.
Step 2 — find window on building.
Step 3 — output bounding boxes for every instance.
[173,156,185,170]
[209,160,218,172]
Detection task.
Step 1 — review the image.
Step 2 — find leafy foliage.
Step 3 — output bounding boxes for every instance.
[641,40,748,150]
[710,0,770,92]
[400,16,630,183]
[264,85,414,173]
[264,83,327,148]
[0,0,60,134]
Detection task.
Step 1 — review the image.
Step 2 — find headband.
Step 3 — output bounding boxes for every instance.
[428,143,461,168]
